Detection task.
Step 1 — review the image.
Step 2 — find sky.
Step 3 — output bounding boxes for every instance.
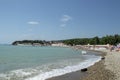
[0,0,120,44]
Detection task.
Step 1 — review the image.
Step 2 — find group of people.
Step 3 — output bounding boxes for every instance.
[110,43,120,52]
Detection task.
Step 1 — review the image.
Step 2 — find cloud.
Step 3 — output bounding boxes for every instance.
[61,15,72,23]
[27,21,39,25]
[60,15,72,27]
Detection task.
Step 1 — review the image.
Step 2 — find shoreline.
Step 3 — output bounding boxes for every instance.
[47,50,116,80]
[81,50,115,80]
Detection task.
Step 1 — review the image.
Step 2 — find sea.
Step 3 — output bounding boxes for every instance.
[0,45,101,80]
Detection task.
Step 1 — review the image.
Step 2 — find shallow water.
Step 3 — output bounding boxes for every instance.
[0,45,101,80]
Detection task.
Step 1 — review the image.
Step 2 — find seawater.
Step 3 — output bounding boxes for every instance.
[0,45,101,80]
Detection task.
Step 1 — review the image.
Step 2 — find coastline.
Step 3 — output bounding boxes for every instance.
[81,50,115,80]
[2,45,119,80]
[47,50,116,80]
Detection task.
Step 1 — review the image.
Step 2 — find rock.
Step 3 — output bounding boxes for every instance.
[81,68,88,72]
[101,57,105,60]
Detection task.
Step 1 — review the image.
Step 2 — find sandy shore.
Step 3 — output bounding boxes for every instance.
[105,51,120,80]
[81,50,115,80]
[47,50,120,80]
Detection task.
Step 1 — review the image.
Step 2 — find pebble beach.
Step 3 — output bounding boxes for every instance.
[48,50,120,80]
[105,51,120,80]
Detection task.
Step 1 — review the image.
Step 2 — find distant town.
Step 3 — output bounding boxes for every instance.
[12,34,120,51]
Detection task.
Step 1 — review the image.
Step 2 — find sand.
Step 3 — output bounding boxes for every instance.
[105,51,120,80]
[48,50,120,80]
[47,70,87,80]
[81,53,115,80]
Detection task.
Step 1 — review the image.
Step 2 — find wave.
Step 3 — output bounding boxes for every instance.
[0,56,101,80]
[25,56,101,80]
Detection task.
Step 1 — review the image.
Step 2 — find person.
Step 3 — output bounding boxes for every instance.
[110,45,114,52]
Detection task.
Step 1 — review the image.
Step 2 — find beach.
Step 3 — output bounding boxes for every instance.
[48,50,120,80]
[0,45,120,80]
[81,50,115,80]
[105,51,120,80]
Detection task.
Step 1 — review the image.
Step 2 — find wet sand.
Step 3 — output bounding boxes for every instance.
[47,70,87,80]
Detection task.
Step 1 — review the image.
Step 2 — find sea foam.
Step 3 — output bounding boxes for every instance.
[0,56,101,80]
[25,56,101,80]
